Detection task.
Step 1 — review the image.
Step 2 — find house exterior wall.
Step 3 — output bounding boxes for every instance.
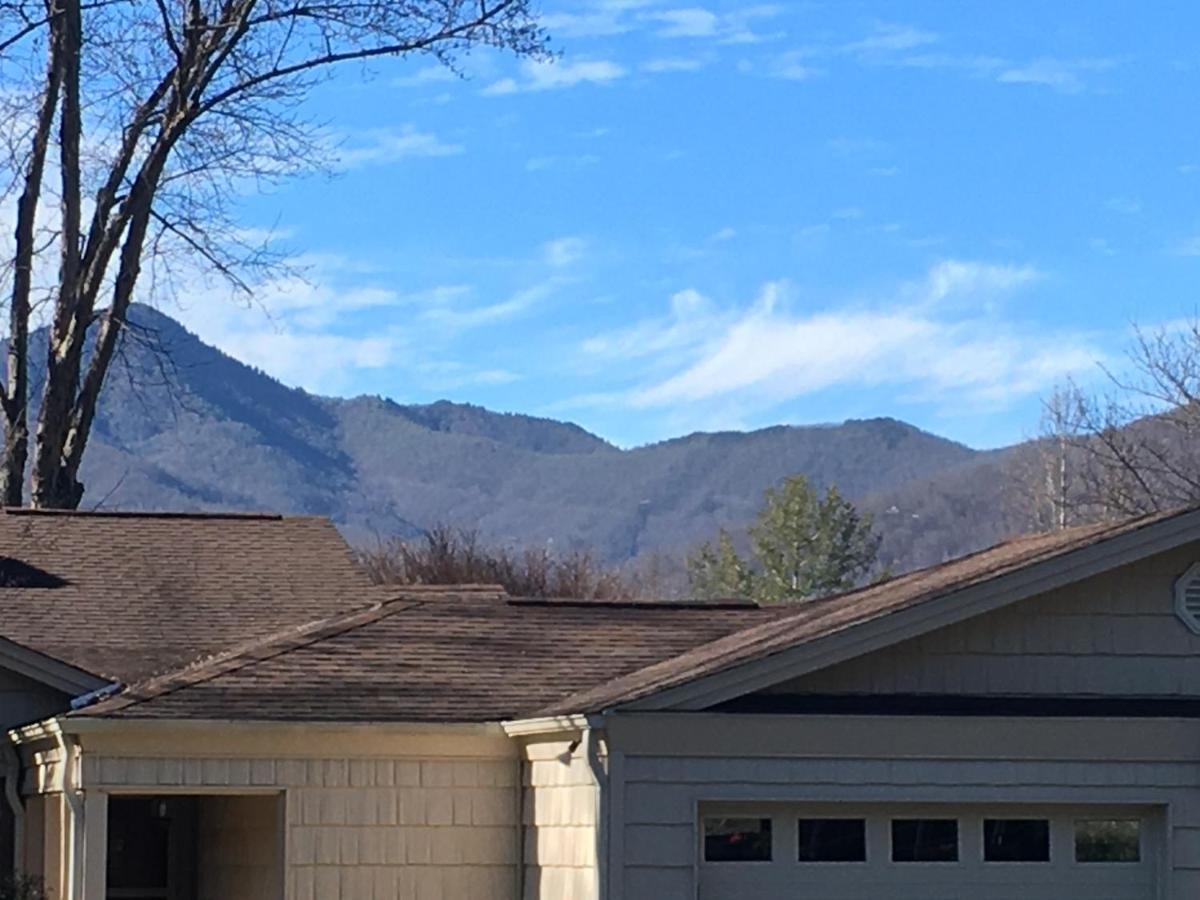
[18,726,522,900]
[768,541,1200,696]
[604,713,1200,900]
[521,738,600,900]
[198,795,284,900]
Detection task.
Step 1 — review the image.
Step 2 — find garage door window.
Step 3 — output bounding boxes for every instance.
[1075,819,1141,863]
[704,817,772,862]
[983,819,1050,862]
[797,819,866,862]
[891,819,958,862]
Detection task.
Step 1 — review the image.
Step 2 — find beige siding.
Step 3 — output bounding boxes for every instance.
[21,728,521,900]
[770,541,1200,696]
[607,713,1200,900]
[198,795,284,900]
[522,739,600,900]
[0,666,67,731]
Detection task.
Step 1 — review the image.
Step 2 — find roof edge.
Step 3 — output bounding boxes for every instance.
[3,507,285,520]
[550,506,1200,716]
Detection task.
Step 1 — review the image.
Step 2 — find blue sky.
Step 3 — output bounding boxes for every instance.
[170,0,1200,449]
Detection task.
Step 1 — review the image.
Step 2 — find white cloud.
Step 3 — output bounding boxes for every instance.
[1173,234,1200,257]
[392,65,458,87]
[844,22,939,55]
[647,7,721,38]
[483,59,627,95]
[579,261,1092,418]
[996,57,1117,94]
[525,154,600,173]
[335,126,463,167]
[538,0,658,37]
[641,4,782,43]
[710,227,737,242]
[768,50,821,81]
[543,237,587,268]
[642,56,708,73]
[919,259,1040,305]
[421,280,562,330]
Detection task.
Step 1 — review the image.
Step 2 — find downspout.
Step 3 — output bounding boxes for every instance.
[55,731,83,900]
[583,718,609,900]
[515,757,526,900]
[1,742,23,877]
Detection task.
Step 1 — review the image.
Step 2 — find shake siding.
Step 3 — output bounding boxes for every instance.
[522,740,600,900]
[33,734,523,900]
[610,715,1200,899]
[198,795,284,900]
[769,542,1200,697]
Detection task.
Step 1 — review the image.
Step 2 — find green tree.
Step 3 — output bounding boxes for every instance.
[688,475,881,604]
[686,529,752,600]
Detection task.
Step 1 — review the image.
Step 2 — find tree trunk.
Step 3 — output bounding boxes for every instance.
[1,14,64,507]
[30,0,85,509]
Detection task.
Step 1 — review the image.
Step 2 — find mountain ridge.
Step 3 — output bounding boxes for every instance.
[19,305,1024,572]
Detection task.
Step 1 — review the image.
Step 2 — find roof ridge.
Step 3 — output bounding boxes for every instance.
[534,506,1194,716]
[78,596,426,716]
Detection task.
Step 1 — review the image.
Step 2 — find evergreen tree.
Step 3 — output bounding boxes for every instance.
[688,476,881,604]
[686,530,752,600]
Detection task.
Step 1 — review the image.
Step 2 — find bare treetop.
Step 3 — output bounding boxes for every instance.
[0,0,547,508]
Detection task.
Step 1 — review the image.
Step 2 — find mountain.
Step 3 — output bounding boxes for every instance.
[29,305,1028,572]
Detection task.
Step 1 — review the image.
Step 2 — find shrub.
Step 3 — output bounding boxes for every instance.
[358,525,644,600]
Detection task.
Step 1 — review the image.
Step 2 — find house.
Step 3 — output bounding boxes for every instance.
[6,506,1200,898]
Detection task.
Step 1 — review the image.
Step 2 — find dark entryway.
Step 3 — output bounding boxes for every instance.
[106,794,283,900]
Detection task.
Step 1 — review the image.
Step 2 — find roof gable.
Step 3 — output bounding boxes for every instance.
[539,507,1200,715]
[0,508,373,683]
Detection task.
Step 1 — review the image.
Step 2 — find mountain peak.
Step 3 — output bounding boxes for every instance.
[10,304,1017,574]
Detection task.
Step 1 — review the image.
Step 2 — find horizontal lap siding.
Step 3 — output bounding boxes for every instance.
[771,542,1200,697]
[523,740,600,900]
[613,717,1200,900]
[84,753,520,900]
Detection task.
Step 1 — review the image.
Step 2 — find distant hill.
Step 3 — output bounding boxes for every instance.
[18,305,1032,573]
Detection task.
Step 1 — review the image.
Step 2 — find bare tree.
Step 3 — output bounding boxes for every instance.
[1009,321,1200,529]
[1005,384,1088,532]
[1068,322,1200,518]
[0,0,546,507]
[358,525,648,601]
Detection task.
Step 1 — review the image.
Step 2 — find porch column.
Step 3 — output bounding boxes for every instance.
[80,791,106,900]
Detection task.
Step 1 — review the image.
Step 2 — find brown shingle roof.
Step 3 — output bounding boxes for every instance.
[537,508,1193,715]
[81,590,786,722]
[0,509,374,683]
[70,507,1200,725]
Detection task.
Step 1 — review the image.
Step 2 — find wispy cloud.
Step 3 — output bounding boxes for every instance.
[996,57,1118,94]
[483,59,627,95]
[335,126,463,167]
[543,236,587,267]
[421,280,564,330]
[525,154,601,173]
[758,21,1120,94]
[843,22,939,55]
[641,56,710,73]
[641,4,783,43]
[574,261,1092,420]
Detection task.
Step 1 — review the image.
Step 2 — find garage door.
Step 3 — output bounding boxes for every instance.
[698,803,1159,900]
